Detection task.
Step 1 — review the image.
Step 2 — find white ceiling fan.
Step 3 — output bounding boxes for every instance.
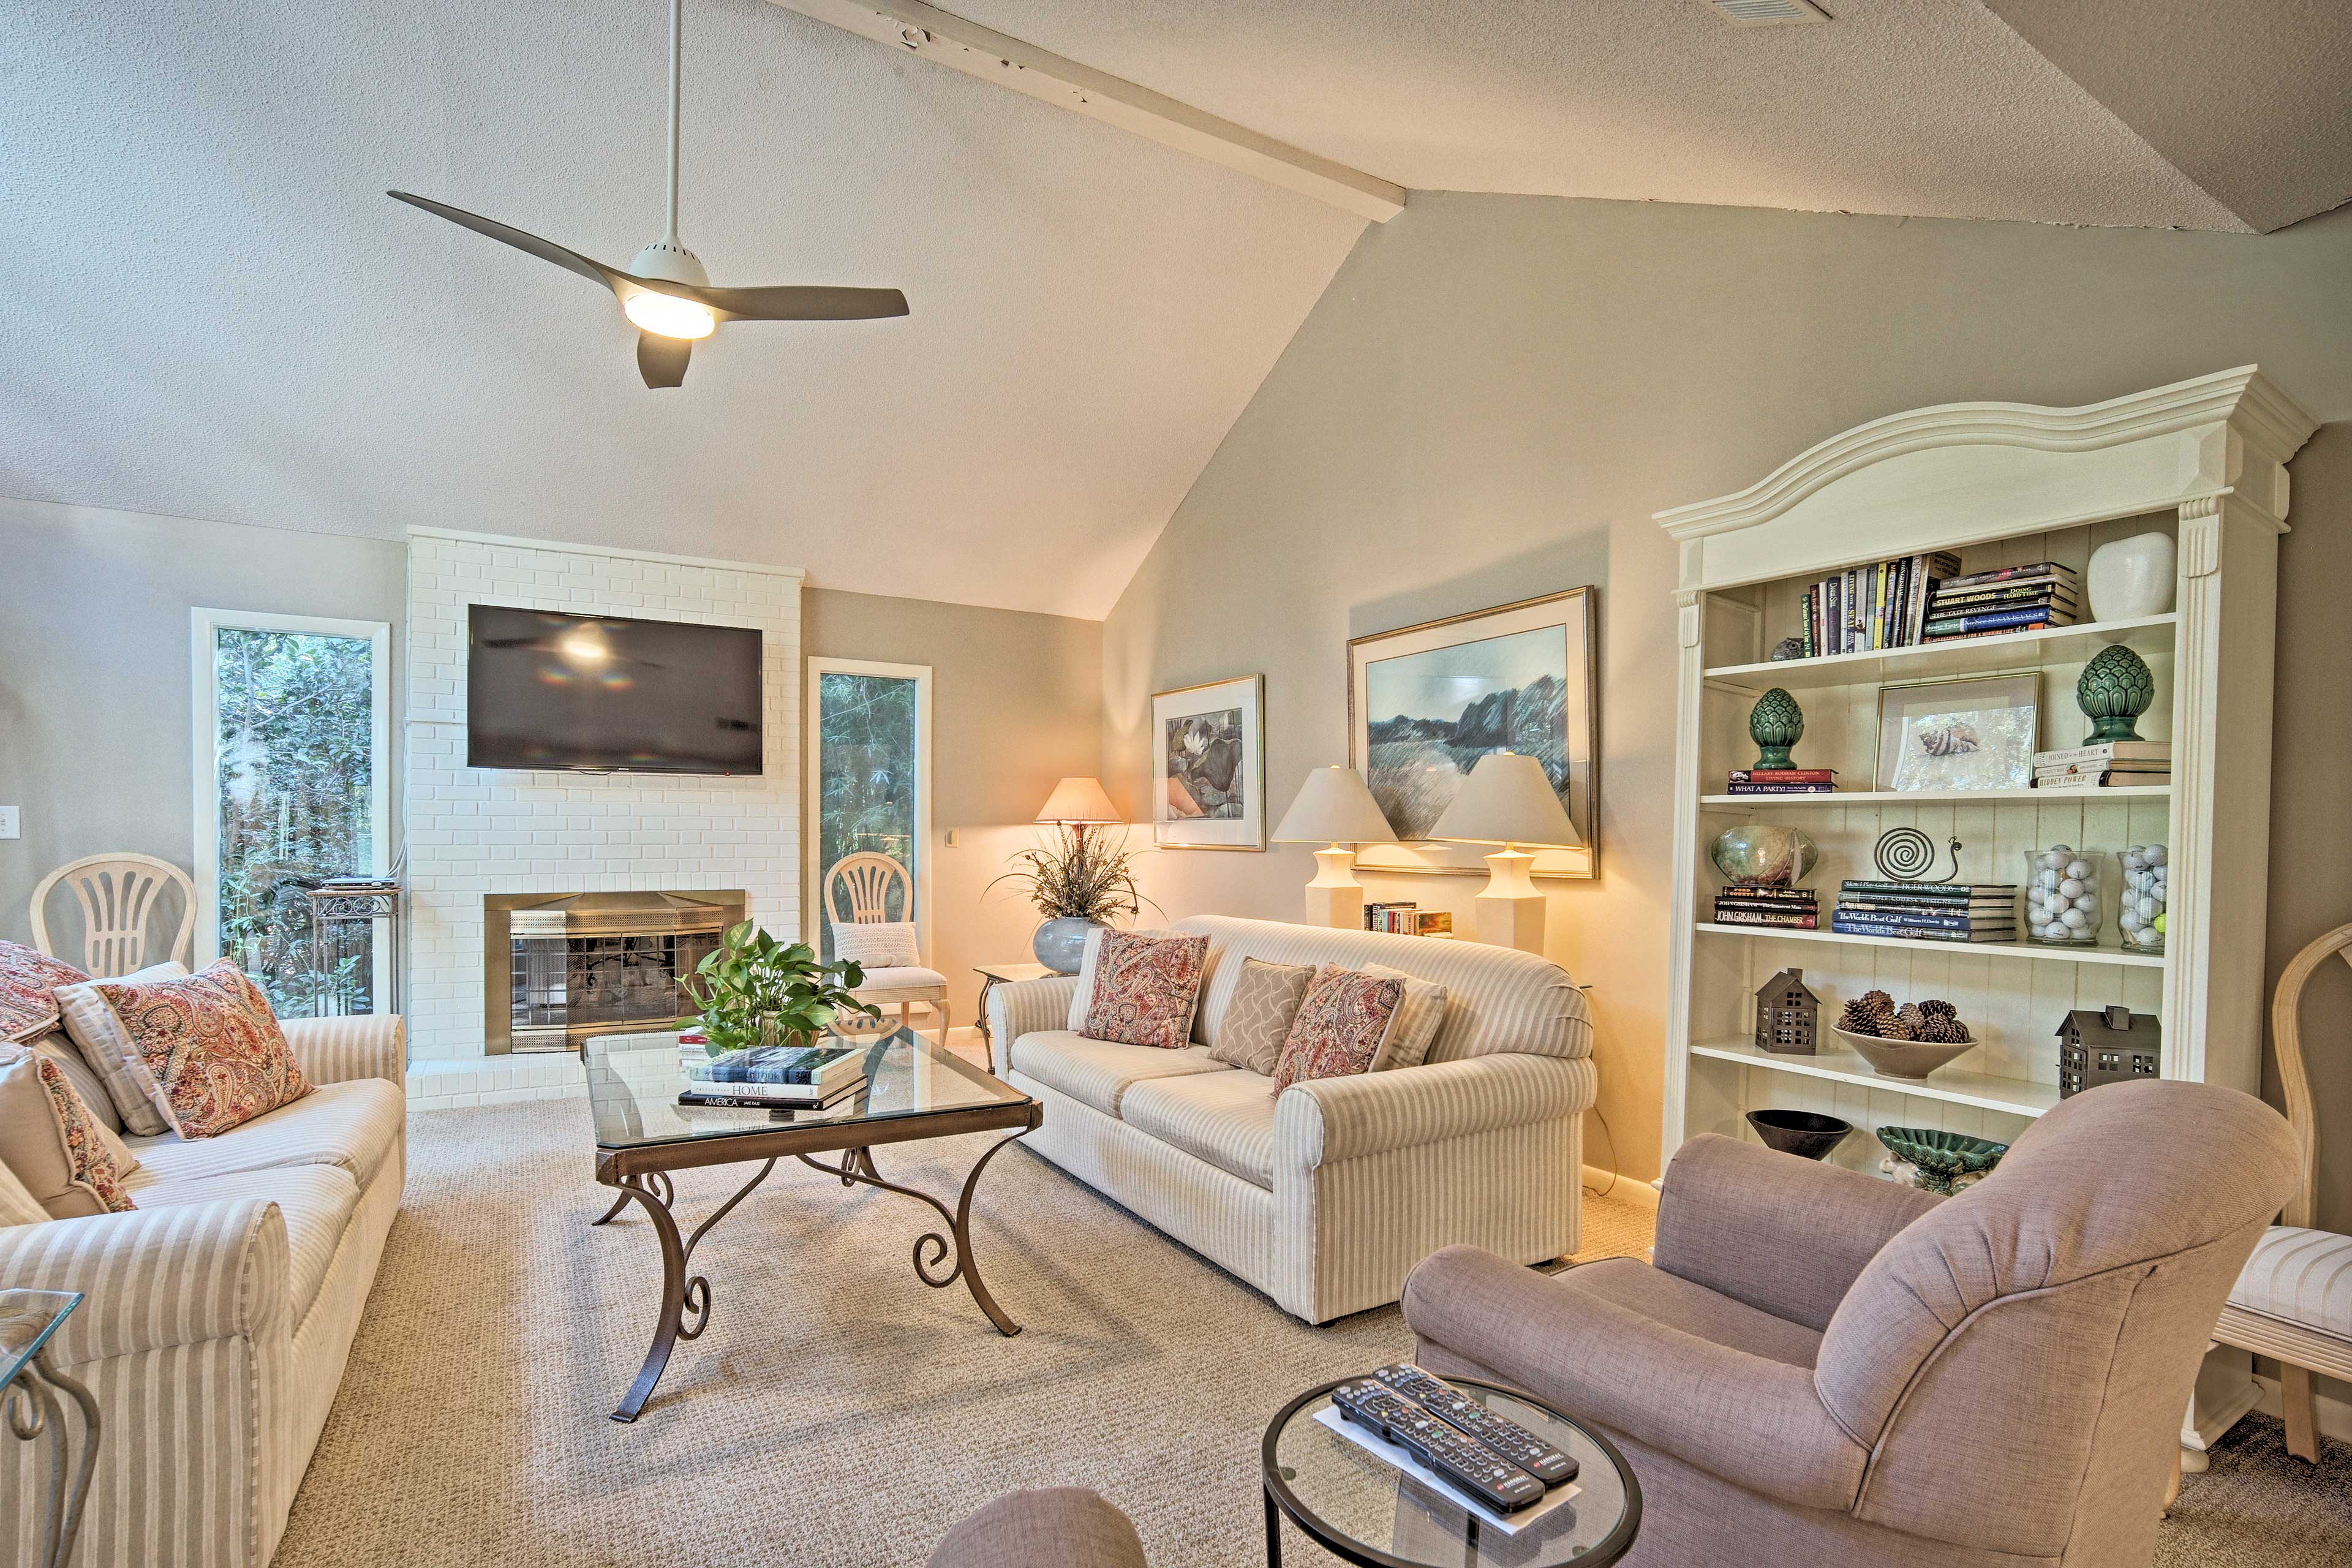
[390,0,908,388]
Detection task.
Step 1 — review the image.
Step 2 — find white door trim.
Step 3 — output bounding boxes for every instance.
[190,608,394,993]
[804,657,934,962]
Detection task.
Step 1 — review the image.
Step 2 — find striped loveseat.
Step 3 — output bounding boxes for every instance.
[1,1014,407,1568]
[987,916,1595,1322]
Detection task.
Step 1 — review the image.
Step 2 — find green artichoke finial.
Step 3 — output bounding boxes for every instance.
[2077,644,2155,744]
[1749,687,1805,770]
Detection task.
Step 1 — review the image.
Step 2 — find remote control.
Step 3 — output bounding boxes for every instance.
[1368,1364,1580,1485]
[1330,1381,1547,1512]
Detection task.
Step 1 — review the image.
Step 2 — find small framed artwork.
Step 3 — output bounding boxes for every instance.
[1348,587,1599,879]
[1876,673,2040,791]
[1152,674,1265,850]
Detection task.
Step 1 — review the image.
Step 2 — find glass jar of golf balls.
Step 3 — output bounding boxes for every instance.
[2117,843,2168,953]
[2024,845,2104,946]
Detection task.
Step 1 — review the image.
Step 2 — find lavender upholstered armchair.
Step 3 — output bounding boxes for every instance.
[1404,1079,2297,1568]
[929,1490,1147,1568]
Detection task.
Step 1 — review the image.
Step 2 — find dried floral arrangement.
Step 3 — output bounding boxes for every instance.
[1835,989,1972,1045]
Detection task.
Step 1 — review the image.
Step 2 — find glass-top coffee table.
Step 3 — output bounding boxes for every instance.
[586,1025,1041,1422]
[1262,1376,1641,1568]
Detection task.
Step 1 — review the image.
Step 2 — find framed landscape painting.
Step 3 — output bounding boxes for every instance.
[1348,587,1599,880]
[1152,674,1265,850]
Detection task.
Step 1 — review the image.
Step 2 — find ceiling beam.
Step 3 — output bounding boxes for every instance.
[766,0,1406,222]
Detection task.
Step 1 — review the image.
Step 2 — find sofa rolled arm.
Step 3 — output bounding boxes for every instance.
[0,1198,290,1365]
[1403,1245,1866,1512]
[1654,1133,1942,1332]
[281,1012,407,1087]
[1276,1053,1597,1170]
[987,976,1079,1072]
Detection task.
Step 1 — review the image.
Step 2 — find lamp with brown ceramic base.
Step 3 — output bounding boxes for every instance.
[1430,752,1582,954]
[1270,766,1399,929]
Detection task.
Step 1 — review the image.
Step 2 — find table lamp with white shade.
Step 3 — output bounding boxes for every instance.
[1431,752,1582,953]
[1033,776,1123,834]
[1271,766,1399,929]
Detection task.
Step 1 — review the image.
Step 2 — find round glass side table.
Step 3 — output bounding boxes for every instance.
[1261,1376,1641,1568]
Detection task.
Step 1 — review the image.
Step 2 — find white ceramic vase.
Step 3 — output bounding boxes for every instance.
[2086,533,2176,620]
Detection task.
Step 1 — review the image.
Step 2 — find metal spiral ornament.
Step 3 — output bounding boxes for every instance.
[1875,827,1961,883]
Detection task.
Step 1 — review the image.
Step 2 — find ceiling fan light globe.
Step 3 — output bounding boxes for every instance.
[622,290,716,340]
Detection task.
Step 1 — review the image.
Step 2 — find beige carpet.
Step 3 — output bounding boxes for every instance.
[277,1100,2346,1567]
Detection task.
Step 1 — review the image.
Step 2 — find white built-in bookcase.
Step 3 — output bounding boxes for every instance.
[1655,368,2318,1177]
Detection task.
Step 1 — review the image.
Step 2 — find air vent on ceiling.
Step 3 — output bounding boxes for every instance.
[1705,0,1831,24]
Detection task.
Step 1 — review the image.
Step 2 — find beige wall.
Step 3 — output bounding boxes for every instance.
[0,497,407,953]
[1101,192,2352,1221]
[803,587,1104,1028]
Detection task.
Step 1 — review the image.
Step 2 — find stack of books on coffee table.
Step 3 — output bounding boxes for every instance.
[2032,742,2171,790]
[681,1044,869,1109]
[1831,881,2020,943]
[1711,887,1819,929]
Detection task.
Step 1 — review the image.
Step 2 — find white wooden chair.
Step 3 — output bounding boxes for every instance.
[2214,920,2352,1461]
[822,853,951,1046]
[29,853,195,974]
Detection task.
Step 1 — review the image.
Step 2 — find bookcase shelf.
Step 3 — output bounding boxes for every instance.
[1703,614,2177,694]
[1656,366,2316,1187]
[1694,921,2166,968]
[1689,1039,2064,1120]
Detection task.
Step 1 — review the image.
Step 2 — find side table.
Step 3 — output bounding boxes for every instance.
[2,1289,100,1568]
[973,962,1058,1058]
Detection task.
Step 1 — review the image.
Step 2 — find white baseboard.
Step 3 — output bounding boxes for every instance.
[1581,1165,1660,1213]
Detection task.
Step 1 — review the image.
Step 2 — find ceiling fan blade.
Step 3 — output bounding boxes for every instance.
[636,332,692,389]
[388,190,625,294]
[689,285,910,322]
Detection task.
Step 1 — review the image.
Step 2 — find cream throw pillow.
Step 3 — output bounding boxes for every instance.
[1362,963,1449,1072]
[53,960,187,1136]
[832,921,921,968]
[0,1156,47,1228]
[1207,959,1315,1076]
[0,1048,135,1218]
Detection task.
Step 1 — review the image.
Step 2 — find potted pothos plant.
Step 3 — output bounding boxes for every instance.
[680,920,882,1057]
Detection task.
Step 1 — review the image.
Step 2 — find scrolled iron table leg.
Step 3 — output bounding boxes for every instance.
[794,1125,1031,1335]
[606,1160,775,1422]
[6,1353,100,1568]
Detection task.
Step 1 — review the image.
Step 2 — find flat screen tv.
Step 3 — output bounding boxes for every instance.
[467,605,764,774]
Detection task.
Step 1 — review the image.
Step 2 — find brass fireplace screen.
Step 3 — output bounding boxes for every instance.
[482,891,745,1054]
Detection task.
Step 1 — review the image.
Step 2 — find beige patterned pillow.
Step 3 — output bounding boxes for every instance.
[53,961,187,1136]
[1363,964,1449,1072]
[92,960,313,1140]
[1208,959,1315,1076]
[0,1155,47,1228]
[832,921,921,968]
[0,1048,135,1219]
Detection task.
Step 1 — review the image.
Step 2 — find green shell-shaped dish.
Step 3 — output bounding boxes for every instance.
[1749,686,1806,769]
[1877,1126,2010,1195]
[2076,644,2155,744]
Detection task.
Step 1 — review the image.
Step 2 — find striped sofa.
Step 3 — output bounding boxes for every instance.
[1,1014,407,1568]
[986,916,1595,1322]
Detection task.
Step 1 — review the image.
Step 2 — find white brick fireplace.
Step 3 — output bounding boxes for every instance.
[401,528,802,1069]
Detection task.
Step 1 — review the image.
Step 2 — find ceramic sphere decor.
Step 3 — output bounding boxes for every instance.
[1031,916,1105,975]
[1876,1126,2010,1196]
[1709,823,1818,888]
[2086,533,2176,620]
[1749,687,1805,770]
[2076,644,2155,744]
[2026,844,2104,946]
[1744,1108,1853,1161]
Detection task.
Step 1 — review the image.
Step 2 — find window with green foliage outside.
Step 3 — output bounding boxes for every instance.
[213,627,379,1016]
[815,671,920,963]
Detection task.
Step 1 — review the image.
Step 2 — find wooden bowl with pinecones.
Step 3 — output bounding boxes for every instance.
[1830,990,1977,1081]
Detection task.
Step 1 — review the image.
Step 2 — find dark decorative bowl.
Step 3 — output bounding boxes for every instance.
[1877,1126,2010,1195]
[1744,1109,1855,1161]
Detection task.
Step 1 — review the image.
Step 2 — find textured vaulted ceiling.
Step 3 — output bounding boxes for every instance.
[6,2,2345,618]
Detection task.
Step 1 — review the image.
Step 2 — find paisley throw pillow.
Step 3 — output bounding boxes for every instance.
[92,960,313,1139]
[1078,931,1211,1050]
[0,1047,135,1218]
[1271,965,1406,1092]
[2,940,90,1044]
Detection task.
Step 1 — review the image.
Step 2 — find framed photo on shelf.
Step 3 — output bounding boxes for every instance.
[1347,587,1599,879]
[1875,673,2040,791]
[1151,674,1265,850]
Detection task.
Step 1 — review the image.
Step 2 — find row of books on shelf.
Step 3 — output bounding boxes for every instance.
[1365,903,1452,937]
[1794,557,2084,658]
[2033,741,2169,791]
[1713,887,1818,929]
[1830,880,2019,943]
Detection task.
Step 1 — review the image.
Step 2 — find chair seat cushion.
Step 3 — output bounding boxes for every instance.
[1558,1256,1825,1370]
[1008,1030,1226,1118]
[2230,1226,2352,1333]
[1119,1069,1278,1189]
[121,1077,404,1190]
[127,1163,360,1321]
[853,966,949,1001]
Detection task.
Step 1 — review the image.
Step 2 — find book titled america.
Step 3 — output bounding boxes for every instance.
[677,1077,867,1112]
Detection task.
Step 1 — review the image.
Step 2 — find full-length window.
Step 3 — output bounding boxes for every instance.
[193,609,391,1014]
[805,658,932,964]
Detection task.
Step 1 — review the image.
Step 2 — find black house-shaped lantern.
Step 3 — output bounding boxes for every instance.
[1754,967,1820,1056]
[2056,1005,2162,1097]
